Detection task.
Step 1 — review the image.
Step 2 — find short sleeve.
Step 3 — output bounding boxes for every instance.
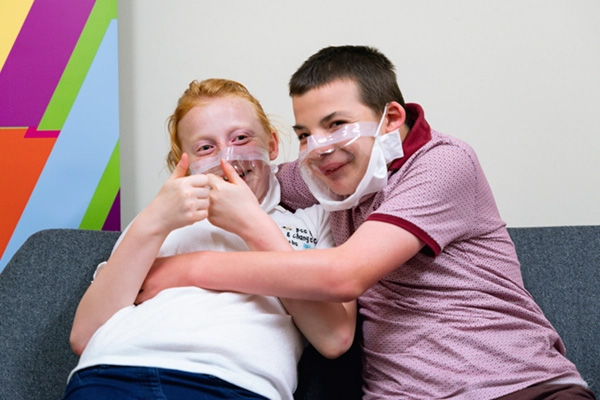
[372,142,480,254]
[91,223,130,281]
[276,160,318,210]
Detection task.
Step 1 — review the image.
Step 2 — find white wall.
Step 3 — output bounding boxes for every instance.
[117,0,600,228]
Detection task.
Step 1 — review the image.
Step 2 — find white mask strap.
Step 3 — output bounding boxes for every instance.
[374,103,390,137]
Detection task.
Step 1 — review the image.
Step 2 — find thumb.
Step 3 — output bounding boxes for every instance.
[220,159,243,184]
[170,153,190,180]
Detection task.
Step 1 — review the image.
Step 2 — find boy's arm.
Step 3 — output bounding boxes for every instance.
[141,141,483,303]
[70,155,210,355]
[140,219,424,303]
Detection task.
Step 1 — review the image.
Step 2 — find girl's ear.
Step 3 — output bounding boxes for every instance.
[383,101,406,134]
[267,131,279,161]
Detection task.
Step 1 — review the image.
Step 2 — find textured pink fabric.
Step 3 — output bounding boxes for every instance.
[276,104,584,399]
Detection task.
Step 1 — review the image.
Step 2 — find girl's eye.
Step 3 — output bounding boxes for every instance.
[195,144,214,155]
[232,134,251,144]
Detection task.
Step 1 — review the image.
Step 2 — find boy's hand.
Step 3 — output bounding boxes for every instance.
[136,255,190,304]
[206,159,262,236]
[144,153,211,234]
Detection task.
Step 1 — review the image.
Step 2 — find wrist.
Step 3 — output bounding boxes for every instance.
[135,207,172,238]
[241,215,291,251]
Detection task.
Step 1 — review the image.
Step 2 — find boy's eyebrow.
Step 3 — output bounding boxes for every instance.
[292,111,348,132]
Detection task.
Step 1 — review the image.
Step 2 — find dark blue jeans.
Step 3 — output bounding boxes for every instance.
[62,365,269,400]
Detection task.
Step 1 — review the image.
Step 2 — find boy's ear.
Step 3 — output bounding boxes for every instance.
[267,131,279,161]
[383,101,406,134]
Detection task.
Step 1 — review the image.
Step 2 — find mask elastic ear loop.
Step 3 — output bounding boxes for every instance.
[375,103,390,137]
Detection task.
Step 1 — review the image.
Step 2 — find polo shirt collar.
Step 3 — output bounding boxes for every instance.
[389,103,432,171]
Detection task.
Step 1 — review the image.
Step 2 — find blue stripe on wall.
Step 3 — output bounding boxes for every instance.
[0,20,119,273]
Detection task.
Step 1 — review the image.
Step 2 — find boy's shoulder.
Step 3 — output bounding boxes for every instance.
[409,130,479,167]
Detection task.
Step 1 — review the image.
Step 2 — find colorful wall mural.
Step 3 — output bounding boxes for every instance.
[0,0,120,273]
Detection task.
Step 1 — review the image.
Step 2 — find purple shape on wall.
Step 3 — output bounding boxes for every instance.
[102,190,121,231]
[0,0,96,127]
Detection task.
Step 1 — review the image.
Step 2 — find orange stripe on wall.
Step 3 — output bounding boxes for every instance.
[0,128,56,259]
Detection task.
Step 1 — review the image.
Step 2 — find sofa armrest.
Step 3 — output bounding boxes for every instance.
[0,228,120,400]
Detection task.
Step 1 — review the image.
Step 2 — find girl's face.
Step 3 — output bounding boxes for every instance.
[178,96,278,202]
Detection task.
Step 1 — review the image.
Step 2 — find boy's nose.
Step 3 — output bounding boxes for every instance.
[316,147,335,157]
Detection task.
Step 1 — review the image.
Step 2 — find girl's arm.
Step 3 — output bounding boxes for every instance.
[70,155,210,355]
[191,161,357,358]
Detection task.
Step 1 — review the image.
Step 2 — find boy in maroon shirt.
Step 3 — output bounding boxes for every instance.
[138,46,594,399]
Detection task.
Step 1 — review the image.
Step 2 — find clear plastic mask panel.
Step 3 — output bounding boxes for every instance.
[189,145,273,201]
[189,146,270,177]
[297,105,405,211]
[298,121,379,164]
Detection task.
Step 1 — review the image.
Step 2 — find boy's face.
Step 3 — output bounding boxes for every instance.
[292,79,380,196]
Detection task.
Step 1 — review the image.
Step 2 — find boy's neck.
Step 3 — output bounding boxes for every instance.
[399,123,411,142]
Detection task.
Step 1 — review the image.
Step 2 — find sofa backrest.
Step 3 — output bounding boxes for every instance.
[508,226,600,394]
[0,226,598,400]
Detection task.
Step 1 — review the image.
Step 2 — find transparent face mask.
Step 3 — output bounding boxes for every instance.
[298,122,378,201]
[299,121,379,166]
[298,107,388,198]
[189,146,272,201]
[297,106,404,211]
[300,120,379,158]
[298,105,388,167]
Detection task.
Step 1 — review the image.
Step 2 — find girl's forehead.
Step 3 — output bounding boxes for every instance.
[180,98,262,137]
[191,97,256,122]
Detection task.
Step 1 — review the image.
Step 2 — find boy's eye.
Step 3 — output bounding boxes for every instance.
[329,120,347,130]
[296,132,310,142]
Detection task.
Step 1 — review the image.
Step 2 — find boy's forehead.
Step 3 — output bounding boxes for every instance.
[291,80,368,127]
[293,80,357,104]
[306,79,360,99]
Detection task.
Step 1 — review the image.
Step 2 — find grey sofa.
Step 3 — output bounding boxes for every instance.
[1,226,598,400]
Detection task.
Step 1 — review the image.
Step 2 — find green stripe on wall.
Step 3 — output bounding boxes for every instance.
[80,140,120,230]
[39,0,118,130]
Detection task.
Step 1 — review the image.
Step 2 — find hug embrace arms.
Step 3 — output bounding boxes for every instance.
[138,46,597,400]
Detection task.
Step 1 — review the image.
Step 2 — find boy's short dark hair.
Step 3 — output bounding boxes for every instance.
[289,45,407,115]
